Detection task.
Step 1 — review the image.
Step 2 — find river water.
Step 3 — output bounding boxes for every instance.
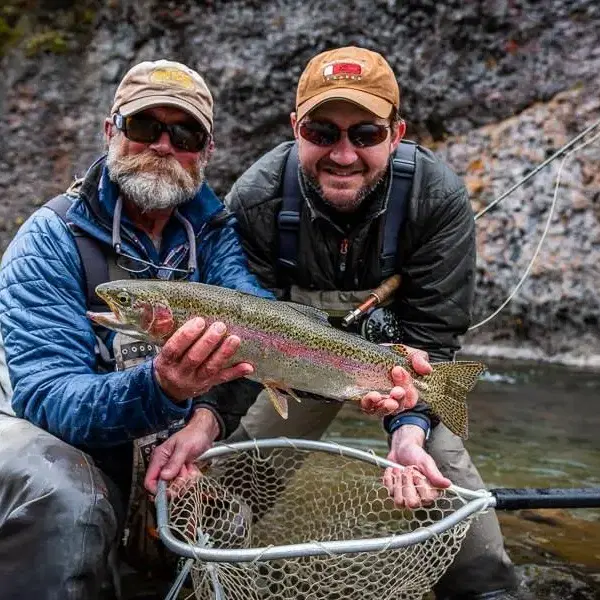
[323,359,600,599]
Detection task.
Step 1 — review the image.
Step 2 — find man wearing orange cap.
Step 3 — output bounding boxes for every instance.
[0,57,426,599]
[224,47,520,599]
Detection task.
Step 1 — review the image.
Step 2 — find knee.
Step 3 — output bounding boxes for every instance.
[0,419,118,538]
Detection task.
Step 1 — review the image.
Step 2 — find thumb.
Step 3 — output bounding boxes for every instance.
[418,454,451,489]
[144,439,175,494]
[160,442,189,481]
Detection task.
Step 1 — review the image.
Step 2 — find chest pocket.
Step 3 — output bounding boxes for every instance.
[289,285,375,319]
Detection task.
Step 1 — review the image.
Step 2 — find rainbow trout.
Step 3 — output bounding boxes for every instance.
[88,280,485,438]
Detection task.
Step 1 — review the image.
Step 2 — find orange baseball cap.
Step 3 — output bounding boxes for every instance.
[111,59,213,132]
[296,46,400,121]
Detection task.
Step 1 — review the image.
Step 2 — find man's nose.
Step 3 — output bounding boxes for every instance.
[328,134,359,166]
[148,130,175,155]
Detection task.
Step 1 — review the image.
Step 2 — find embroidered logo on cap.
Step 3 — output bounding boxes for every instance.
[323,62,363,80]
[149,68,195,90]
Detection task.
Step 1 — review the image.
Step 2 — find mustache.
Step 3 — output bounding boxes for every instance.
[110,148,190,178]
[317,159,366,172]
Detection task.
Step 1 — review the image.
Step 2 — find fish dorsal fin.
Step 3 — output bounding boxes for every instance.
[284,302,330,323]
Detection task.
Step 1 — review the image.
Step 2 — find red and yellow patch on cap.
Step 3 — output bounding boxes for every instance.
[323,62,363,80]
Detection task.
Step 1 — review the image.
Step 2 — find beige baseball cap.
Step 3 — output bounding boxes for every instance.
[296,46,399,121]
[110,59,213,132]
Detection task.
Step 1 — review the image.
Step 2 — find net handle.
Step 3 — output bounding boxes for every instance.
[491,487,600,510]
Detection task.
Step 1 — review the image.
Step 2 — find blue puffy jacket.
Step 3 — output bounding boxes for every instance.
[0,156,273,448]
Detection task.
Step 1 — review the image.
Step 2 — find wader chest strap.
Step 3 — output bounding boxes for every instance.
[45,194,109,313]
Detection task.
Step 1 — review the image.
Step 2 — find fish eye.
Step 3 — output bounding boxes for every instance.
[115,291,131,306]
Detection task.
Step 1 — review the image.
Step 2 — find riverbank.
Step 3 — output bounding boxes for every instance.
[462,342,600,371]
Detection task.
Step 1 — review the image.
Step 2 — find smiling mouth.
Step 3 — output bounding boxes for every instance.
[323,168,363,177]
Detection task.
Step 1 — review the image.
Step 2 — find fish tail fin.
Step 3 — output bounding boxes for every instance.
[423,361,486,439]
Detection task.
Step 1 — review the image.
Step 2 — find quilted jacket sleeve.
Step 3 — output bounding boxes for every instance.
[0,208,191,448]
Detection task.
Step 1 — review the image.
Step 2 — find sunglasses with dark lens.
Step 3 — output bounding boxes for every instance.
[298,121,390,148]
[115,246,193,279]
[112,113,210,153]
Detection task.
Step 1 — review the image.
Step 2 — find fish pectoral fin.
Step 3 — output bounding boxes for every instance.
[263,384,290,420]
[286,388,302,404]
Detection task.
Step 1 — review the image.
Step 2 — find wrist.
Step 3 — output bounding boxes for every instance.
[391,424,427,448]
[152,360,186,403]
[384,412,431,439]
[189,407,220,442]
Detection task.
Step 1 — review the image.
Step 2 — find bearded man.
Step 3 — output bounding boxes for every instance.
[0,59,424,599]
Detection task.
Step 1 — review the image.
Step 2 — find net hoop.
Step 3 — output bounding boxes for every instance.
[156,437,494,563]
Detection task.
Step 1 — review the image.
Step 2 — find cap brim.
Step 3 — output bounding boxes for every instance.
[117,95,212,133]
[297,89,394,121]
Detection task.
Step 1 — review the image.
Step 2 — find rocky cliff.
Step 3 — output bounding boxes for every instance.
[1,0,599,365]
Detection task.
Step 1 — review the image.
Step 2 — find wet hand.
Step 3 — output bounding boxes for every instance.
[359,345,432,417]
[382,425,450,508]
[153,317,254,402]
[144,408,219,495]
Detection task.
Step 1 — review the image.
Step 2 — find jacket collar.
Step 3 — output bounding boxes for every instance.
[67,154,225,255]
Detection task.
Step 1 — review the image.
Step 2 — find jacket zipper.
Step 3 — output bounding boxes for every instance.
[339,238,349,274]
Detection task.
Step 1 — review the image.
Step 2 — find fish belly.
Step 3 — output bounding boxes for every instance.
[233,334,391,401]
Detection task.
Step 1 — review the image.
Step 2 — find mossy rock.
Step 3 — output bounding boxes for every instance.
[24,29,68,56]
[0,0,97,58]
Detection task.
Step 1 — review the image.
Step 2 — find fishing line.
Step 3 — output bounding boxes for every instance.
[468,120,600,331]
[474,116,600,221]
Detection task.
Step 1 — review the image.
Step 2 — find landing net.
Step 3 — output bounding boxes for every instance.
[156,439,493,600]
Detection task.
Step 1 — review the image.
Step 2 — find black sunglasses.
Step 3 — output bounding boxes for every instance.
[299,120,390,148]
[112,113,210,153]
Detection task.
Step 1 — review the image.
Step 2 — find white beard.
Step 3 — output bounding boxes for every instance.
[106,140,205,211]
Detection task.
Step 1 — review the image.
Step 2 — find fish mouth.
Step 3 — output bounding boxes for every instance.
[86,310,148,340]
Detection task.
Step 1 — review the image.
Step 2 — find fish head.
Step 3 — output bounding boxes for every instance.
[87,280,176,343]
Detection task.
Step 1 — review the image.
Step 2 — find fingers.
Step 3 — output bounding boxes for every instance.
[390,366,419,411]
[186,322,232,366]
[382,465,440,508]
[145,429,211,495]
[204,362,254,389]
[144,440,174,495]
[154,318,253,401]
[190,334,248,382]
[160,442,190,480]
[360,393,404,417]
[159,317,207,363]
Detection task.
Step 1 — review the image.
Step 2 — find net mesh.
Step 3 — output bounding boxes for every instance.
[165,445,475,600]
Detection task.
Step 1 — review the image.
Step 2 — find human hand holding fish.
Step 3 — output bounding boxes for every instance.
[152,316,254,402]
[359,347,432,417]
